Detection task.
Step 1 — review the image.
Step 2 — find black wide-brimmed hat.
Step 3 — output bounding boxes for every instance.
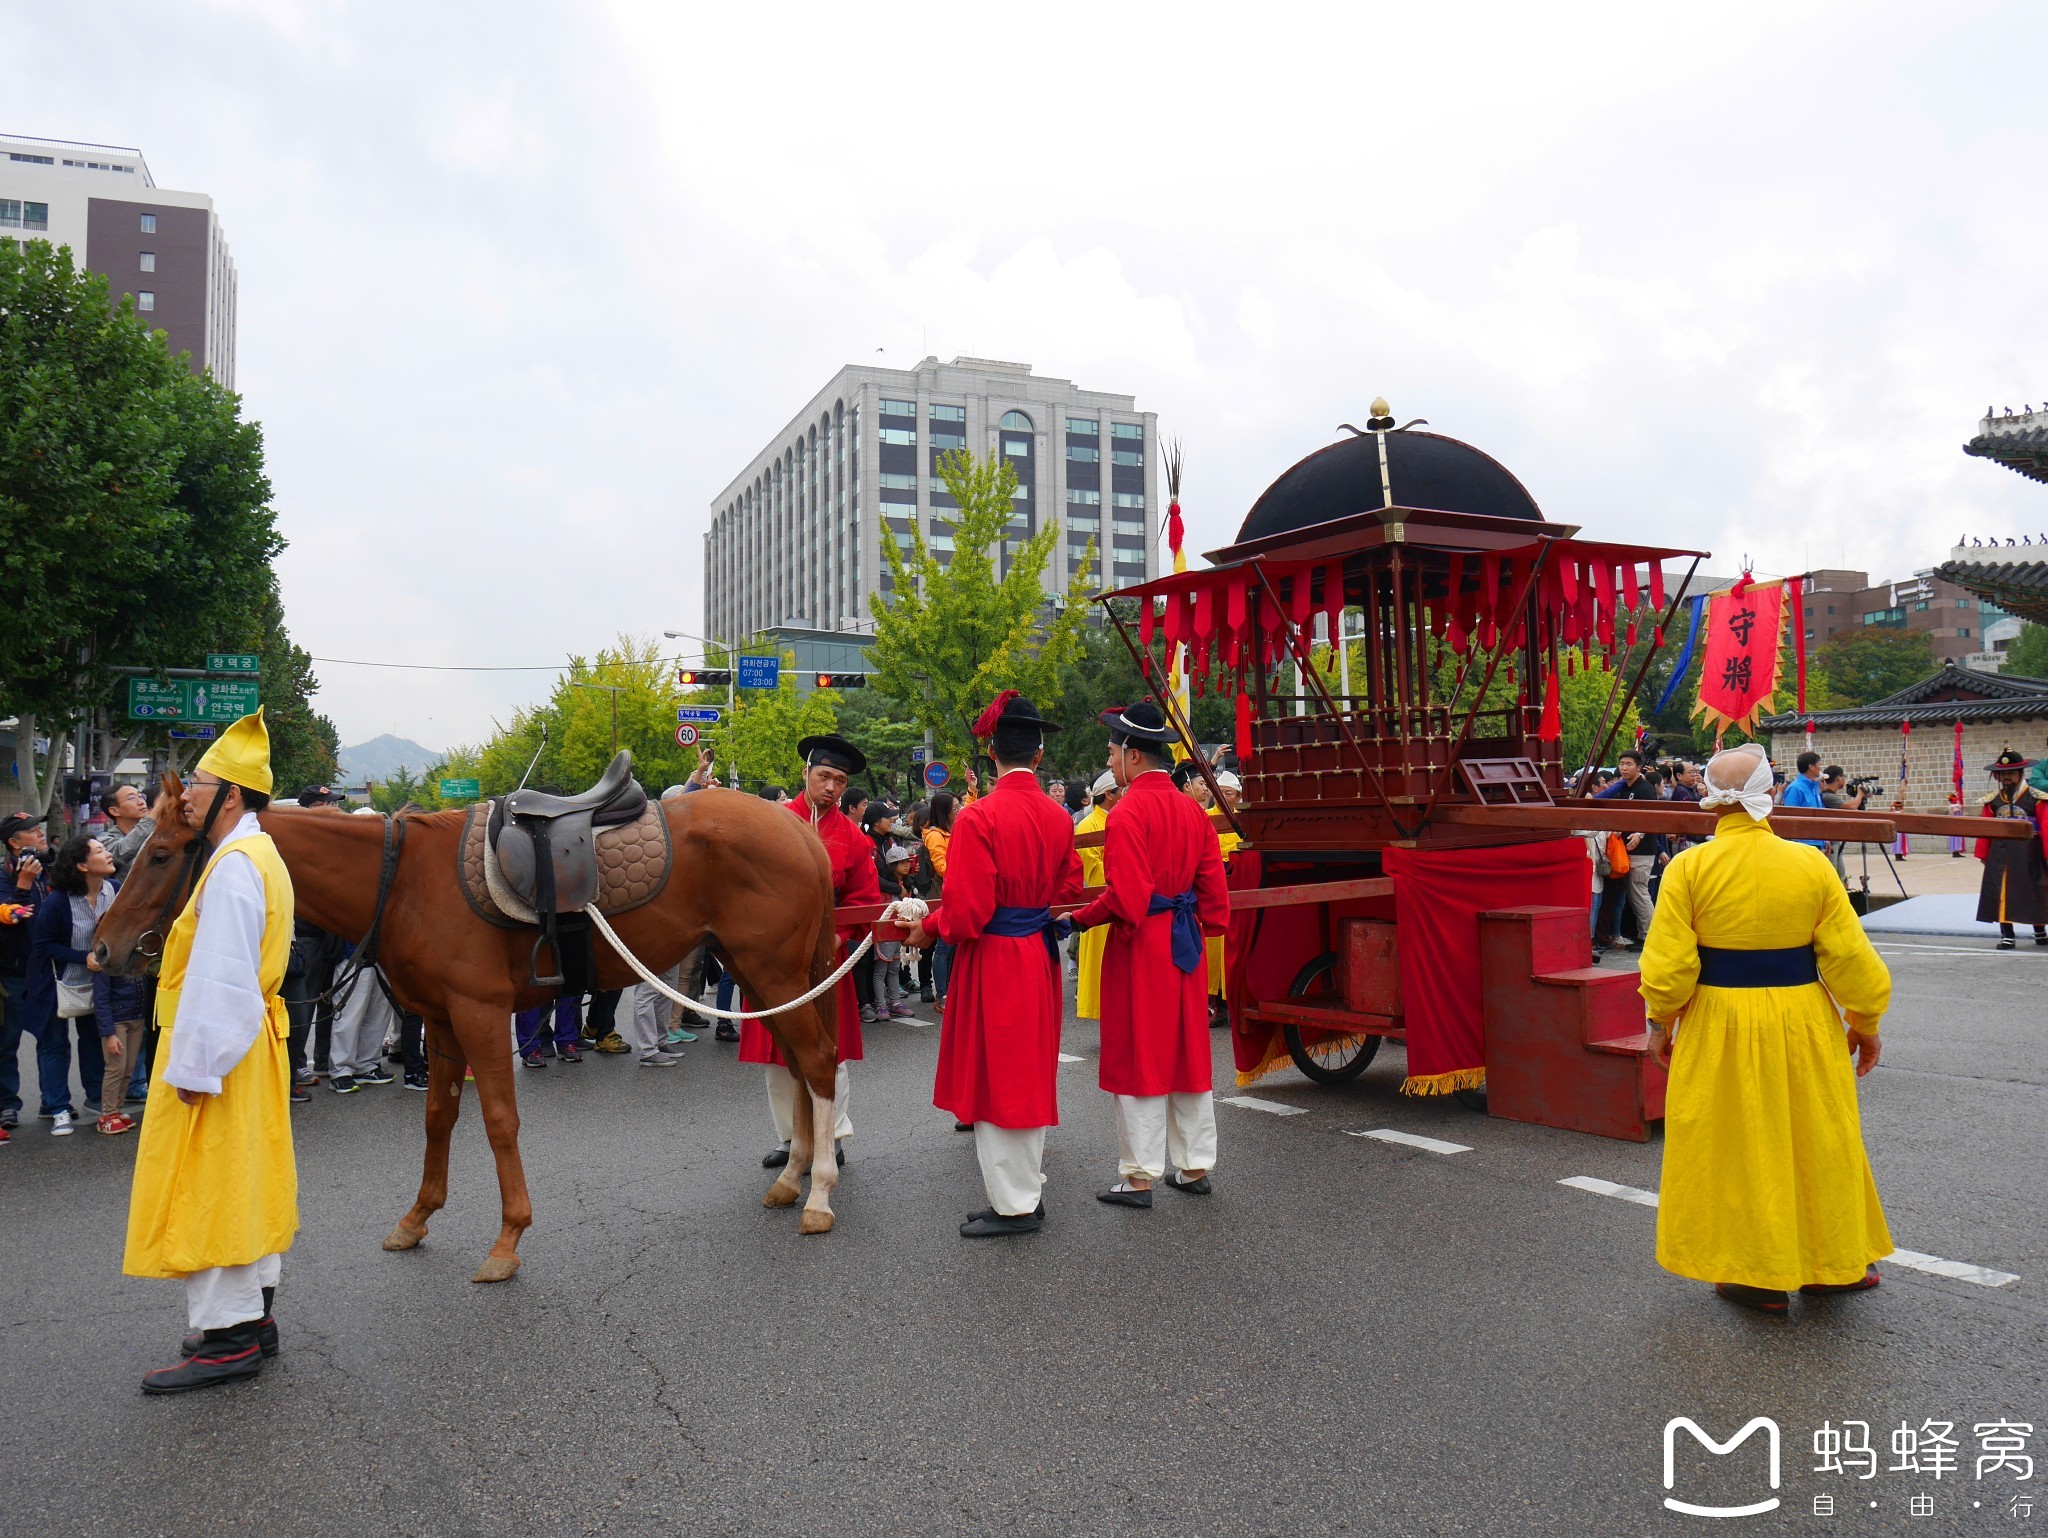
[1100,701,1176,748]
[797,734,867,775]
[1987,748,2036,773]
[972,690,1063,739]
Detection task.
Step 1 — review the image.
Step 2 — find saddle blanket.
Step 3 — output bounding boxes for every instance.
[457,799,673,929]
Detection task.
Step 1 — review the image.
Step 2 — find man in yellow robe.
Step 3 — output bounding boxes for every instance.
[1206,771,1243,1027]
[1641,743,1891,1315]
[125,710,300,1392]
[1073,772,1118,1020]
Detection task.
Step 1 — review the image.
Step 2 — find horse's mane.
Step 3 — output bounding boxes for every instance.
[401,807,469,831]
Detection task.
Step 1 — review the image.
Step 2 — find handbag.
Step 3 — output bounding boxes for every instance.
[1605,834,1631,878]
[56,975,95,1018]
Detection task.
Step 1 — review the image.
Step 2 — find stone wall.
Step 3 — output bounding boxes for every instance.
[1766,717,2048,810]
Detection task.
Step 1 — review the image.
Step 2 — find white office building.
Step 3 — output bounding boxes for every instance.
[0,133,237,389]
[704,357,1157,642]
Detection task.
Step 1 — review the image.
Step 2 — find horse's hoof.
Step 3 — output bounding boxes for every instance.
[382,1223,427,1252]
[798,1208,835,1236]
[471,1254,521,1283]
[763,1181,800,1208]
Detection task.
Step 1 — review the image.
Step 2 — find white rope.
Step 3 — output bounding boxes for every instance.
[581,898,929,1022]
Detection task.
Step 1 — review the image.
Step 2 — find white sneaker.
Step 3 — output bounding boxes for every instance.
[50,1110,74,1136]
[638,1052,679,1067]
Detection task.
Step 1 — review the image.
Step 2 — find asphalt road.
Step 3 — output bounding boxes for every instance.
[5,941,2046,1537]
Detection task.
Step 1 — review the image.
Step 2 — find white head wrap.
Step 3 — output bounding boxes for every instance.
[1214,770,1242,791]
[1698,743,1774,821]
[1090,770,1117,796]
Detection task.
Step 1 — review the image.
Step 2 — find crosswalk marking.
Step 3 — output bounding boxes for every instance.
[1219,1094,1308,1117]
[1057,1053,1084,1064]
[1347,1128,1472,1155]
[1558,1174,1660,1207]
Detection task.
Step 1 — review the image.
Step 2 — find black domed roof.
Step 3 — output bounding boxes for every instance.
[1236,427,1543,544]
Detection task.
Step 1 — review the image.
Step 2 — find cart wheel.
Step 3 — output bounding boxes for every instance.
[1283,952,1381,1085]
[1451,1087,1489,1113]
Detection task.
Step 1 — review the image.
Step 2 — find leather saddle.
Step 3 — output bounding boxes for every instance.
[492,750,648,986]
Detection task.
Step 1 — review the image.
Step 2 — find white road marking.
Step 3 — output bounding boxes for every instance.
[1348,1128,1472,1155]
[1219,1094,1309,1117]
[1882,1248,2020,1289]
[1558,1175,1660,1207]
[1057,1053,1084,1064]
[1559,1179,2021,1288]
[1873,944,2010,956]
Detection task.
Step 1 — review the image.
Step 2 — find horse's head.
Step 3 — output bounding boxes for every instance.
[95,767,209,976]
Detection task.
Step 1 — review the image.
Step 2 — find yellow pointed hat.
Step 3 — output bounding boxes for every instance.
[197,707,274,795]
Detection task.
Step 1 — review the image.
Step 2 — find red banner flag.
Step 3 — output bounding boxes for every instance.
[1692,579,1786,735]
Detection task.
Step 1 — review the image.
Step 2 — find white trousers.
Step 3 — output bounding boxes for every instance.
[627,967,680,1059]
[183,1252,281,1330]
[331,966,398,1077]
[974,1122,1047,1216]
[766,1061,852,1143]
[1113,1092,1218,1181]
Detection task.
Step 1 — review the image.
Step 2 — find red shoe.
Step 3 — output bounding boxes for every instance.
[96,1112,136,1135]
[1800,1267,1881,1295]
[1715,1282,1789,1314]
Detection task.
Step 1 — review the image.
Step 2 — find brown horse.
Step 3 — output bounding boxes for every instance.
[94,769,851,1282]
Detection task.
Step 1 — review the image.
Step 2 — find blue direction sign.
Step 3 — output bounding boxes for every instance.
[676,706,724,724]
[735,655,781,691]
[168,726,217,741]
[910,746,927,764]
[923,760,951,789]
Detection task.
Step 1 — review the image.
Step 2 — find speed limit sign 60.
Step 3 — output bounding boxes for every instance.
[675,724,699,747]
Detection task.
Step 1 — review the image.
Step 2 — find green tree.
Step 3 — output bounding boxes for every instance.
[1814,628,1936,708]
[0,239,281,812]
[831,685,927,800]
[2000,622,2048,679]
[866,448,1093,768]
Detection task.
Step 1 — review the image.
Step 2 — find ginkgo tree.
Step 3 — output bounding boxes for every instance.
[865,448,1095,767]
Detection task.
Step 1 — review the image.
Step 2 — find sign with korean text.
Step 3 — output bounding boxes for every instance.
[126,678,261,722]
[923,760,950,789]
[736,655,781,691]
[439,778,481,800]
[1691,578,1784,736]
[205,653,261,674]
[677,706,723,724]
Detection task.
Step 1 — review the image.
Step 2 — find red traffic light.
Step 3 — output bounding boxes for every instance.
[815,672,868,689]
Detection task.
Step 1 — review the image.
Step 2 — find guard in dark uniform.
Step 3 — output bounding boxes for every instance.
[1975,749,2048,948]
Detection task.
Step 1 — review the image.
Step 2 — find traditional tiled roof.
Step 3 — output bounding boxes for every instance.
[1966,418,2048,485]
[1937,558,2048,626]
[1760,663,2048,730]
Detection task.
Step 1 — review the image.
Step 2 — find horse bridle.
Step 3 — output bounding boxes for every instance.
[133,781,238,961]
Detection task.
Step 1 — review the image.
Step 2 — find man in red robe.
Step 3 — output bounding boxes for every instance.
[1070,702,1230,1207]
[908,693,1084,1237]
[739,733,881,1168]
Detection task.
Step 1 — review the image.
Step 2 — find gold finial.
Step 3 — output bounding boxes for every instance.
[1370,397,1390,418]
[1365,397,1396,431]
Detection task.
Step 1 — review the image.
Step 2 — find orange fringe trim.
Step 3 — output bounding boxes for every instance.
[1400,1066,1487,1096]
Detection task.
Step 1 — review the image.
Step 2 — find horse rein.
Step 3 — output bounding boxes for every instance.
[322,812,409,1011]
[132,782,236,961]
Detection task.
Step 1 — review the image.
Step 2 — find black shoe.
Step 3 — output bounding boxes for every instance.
[2035,933,2047,947]
[330,1074,360,1094]
[954,1120,973,1133]
[1714,1281,1789,1315]
[520,1052,546,1069]
[386,1044,404,1061]
[837,1144,847,1167]
[181,1315,278,1359]
[762,1144,790,1169]
[1097,1184,1153,1209]
[356,1066,395,1086]
[1999,938,2018,950]
[960,1211,1043,1238]
[920,988,935,1003]
[1165,1172,1212,1195]
[289,1084,311,1105]
[965,1200,1046,1222]
[0,1109,15,1130]
[143,1326,265,1393]
[557,1046,583,1064]
[403,1071,429,1091]
[715,1022,740,1043]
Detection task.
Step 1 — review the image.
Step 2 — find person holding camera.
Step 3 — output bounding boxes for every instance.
[0,811,54,1132]
[1819,767,1865,883]
[1779,751,1828,850]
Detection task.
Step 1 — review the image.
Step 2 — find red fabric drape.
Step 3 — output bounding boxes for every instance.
[1382,840,1591,1094]
[1789,575,1808,712]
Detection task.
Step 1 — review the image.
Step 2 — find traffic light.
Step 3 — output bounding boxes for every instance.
[678,668,733,687]
[815,672,868,689]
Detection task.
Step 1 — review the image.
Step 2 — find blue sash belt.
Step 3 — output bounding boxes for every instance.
[1696,944,1819,988]
[987,904,1071,971]
[1147,886,1203,975]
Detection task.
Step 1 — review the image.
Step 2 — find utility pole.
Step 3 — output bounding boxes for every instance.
[573,682,625,757]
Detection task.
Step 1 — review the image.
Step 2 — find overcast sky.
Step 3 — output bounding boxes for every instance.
[13,2,2046,751]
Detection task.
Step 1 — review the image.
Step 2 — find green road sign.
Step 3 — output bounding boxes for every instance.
[205,653,261,674]
[439,778,481,800]
[126,678,261,722]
